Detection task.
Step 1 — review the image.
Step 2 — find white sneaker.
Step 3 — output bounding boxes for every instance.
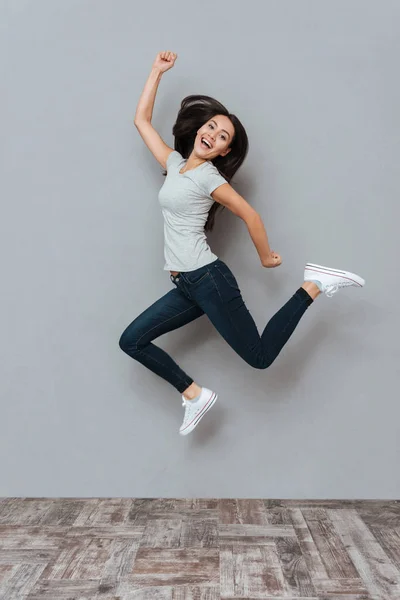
[304,262,366,297]
[179,387,217,436]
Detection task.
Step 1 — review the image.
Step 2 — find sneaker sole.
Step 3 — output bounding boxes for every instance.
[179,392,217,436]
[305,263,365,287]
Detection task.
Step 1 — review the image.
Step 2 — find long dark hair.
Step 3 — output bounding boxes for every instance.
[161,95,249,231]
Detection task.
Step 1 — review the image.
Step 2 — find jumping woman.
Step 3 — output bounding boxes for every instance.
[119,51,365,436]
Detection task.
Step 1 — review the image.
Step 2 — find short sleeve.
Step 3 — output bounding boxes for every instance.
[203,165,228,197]
[166,150,182,170]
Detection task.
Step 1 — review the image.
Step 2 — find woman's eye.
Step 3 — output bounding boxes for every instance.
[209,123,225,140]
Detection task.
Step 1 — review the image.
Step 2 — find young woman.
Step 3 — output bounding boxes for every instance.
[120,51,365,436]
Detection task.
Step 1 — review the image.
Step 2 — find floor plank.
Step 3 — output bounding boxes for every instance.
[328,508,400,600]
[0,498,396,599]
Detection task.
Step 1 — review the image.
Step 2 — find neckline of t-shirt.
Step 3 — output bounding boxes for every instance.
[178,159,210,175]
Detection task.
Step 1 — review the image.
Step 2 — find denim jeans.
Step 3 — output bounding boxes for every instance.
[119,258,313,394]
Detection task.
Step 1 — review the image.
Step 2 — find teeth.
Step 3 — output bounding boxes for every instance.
[202,138,212,148]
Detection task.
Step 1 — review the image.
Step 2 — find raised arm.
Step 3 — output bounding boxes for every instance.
[134,51,178,169]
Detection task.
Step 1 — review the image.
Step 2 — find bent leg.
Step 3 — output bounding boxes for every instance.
[260,287,314,363]
[195,261,313,369]
[119,287,204,393]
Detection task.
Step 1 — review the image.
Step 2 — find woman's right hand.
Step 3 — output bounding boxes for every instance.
[152,51,178,74]
[262,251,282,268]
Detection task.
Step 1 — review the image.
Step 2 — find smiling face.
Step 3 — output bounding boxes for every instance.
[195,114,235,160]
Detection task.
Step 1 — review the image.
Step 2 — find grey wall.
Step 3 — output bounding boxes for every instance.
[1,0,399,498]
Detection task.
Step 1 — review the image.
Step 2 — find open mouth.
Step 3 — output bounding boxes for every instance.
[201,137,213,149]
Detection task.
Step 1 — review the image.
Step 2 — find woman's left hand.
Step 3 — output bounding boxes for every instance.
[262,251,282,268]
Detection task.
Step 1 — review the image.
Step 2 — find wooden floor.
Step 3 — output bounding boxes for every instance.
[0,499,399,599]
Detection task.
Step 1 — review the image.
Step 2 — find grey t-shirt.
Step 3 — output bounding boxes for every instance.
[158,150,228,272]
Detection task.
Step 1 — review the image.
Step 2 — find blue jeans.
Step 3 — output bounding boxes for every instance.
[119,258,313,394]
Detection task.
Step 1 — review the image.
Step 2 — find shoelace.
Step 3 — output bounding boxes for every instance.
[325,280,353,297]
[181,398,201,419]
[325,283,340,297]
[182,399,196,409]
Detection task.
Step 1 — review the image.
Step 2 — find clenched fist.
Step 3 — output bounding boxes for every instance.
[152,51,178,74]
[262,252,282,268]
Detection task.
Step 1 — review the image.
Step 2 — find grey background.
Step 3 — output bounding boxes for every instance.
[1,0,399,498]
